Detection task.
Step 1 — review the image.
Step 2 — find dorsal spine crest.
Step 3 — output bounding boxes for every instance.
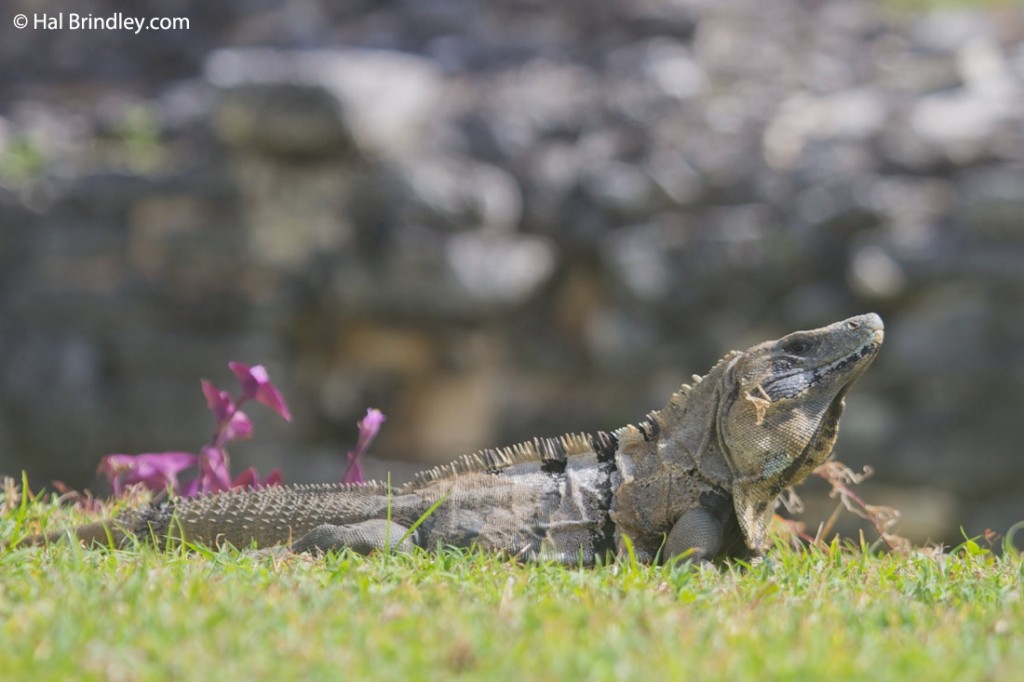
[613,350,742,447]
[409,432,596,487]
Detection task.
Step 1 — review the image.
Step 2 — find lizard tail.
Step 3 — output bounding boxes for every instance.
[4,521,128,550]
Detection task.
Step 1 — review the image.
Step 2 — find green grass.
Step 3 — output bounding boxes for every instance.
[2,491,1022,682]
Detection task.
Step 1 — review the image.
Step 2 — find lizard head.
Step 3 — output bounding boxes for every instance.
[717,313,884,553]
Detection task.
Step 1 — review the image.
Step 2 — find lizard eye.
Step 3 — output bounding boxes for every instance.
[783,338,812,355]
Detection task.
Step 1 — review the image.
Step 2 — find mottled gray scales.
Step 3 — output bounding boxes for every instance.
[12,314,883,566]
[170,484,394,548]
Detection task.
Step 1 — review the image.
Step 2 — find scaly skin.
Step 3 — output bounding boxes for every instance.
[11,314,883,565]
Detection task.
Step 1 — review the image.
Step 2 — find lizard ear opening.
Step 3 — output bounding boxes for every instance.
[731,483,775,555]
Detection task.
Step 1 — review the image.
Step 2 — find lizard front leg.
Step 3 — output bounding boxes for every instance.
[291,520,417,555]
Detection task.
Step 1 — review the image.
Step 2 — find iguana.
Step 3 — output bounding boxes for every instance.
[11,313,883,565]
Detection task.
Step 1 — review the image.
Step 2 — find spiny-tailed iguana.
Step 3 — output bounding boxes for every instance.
[12,314,883,564]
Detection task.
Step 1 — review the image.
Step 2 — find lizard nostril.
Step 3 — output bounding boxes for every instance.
[846,320,861,330]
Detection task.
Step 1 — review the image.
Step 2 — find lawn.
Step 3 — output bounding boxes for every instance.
[1,486,1022,682]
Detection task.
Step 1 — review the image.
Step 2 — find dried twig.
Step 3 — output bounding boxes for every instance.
[1,476,20,515]
[778,459,910,553]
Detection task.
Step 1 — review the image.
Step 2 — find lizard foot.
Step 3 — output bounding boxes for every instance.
[291,520,416,555]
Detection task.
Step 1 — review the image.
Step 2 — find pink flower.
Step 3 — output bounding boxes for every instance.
[197,445,232,494]
[98,452,198,496]
[231,467,283,491]
[229,362,292,422]
[342,456,365,485]
[201,380,235,423]
[258,468,283,488]
[221,410,253,443]
[201,379,254,445]
[342,408,386,485]
[191,447,283,495]
[100,361,297,499]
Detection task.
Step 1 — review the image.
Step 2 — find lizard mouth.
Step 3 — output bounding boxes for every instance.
[820,333,882,381]
[762,332,882,402]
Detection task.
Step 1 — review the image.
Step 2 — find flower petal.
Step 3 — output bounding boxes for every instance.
[231,467,260,490]
[229,362,292,422]
[201,380,235,422]
[229,362,260,399]
[198,446,232,494]
[354,408,386,454]
[231,467,284,490]
[98,452,197,496]
[341,408,386,485]
[261,468,284,487]
[254,381,292,422]
[180,478,199,498]
[341,455,365,485]
[220,410,253,443]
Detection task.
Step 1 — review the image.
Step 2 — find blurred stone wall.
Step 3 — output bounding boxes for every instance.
[2,0,1024,545]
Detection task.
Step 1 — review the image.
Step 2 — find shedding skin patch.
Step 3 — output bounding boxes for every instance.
[744,385,772,425]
